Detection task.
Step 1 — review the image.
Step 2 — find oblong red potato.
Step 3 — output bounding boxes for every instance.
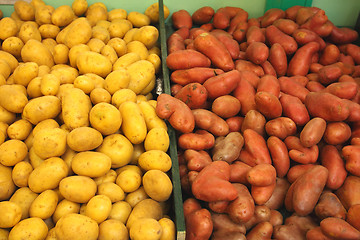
[184,149,212,172]
[287,41,320,76]
[267,136,290,178]
[247,163,276,187]
[212,132,244,164]
[287,164,315,183]
[273,18,299,35]
[167,32,185,54]
[261,8,285,27]
[342,145,360,177]
[284,136,319,164]
[279,93,310,126]
[319,44,340,65]
[306,227,333,240]
[226,183,255,224]
[336,176,360,210]
[279,76,310,103]
[292,28,326,50]
[323,121,352,145]
[265,117,297,140]
[299,117,327,147]
[170,67,224,86]
[269,43,287,77]
[233,77,257,115]
[203,70,241,99]
[228,9,248,34]
[255,91,282,119]
[264,177,290,210]
[347,204,360,231]
[212,7,231,29]
[322,81,358,100]
[172,9,193,29]
[261,61,277,77]
[212,95,241,118]
[235,59,265,77]
[318,64,343,85]
[230,161,251,184]
[315,191,347,220]
[226,116,244,133]
[320,217,360,240]
[166,49,211,70]
[244,205,272,230]
[175,83,208,109]
[246,25,265,44]
[246,221,273,240]
[241,110,266,137]
[192,6,215,25]
[328,26,359,45]
[192,109,229,136]
[211,212,246,237]
[265,25,298,55]
[251,182,277,205]
[246,42,269,65]
[211,30,240,60]
[232,21,248,42]
[178,130,215,151]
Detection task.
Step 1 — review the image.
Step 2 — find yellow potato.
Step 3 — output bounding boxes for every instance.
[0,164,16,200]
[104,68,130,95]
[107,37,127,57]
[68,43,90,67]
[147,53,161,74]
[108,8,127,21]
[0,229,9,239]
[60,147,75,176]
[13,61,39,87]
[129,143,145,165]
[113,52,141,71]
[97,182,125,203]
[77,51,112,78]
[108,19,132,39]
[129,218,162,240]
[72,0,88,16]
[7,119,32,140]
[127,11,151,27]
[67,127,103,152]
[125,186,148,208]
[32,119,59,136]
[127,40,149,60]
[86,5,108,26]
[28,147,44,169]
[11,161,33,188]
[34,5,54,25]
[46,228,57,240]
[28,157,68,193]
[53,44,69,65]
[119,101,147,144]
[71,151,111,178]
[94,169,117,185]
[24,131,34,149]
[38,64,51,77]
[116,169,141,193]
[127,59,155,94]
[0,50,19,72]
[39,24,60,39]
[85,194,112,223]
[133,25,159,49]
[0,17,18,40]
[138,150,172,172]
[123,27,139,44]
[116,164,143,177]
[26,77,42,98]
[21,39,54,68]
[22,95,61,125]
[2,36,24,59]
[42,38,57,55]
[84,72,105,88]
[145,2,170,24]
[51,64,79,84]
[40,73,60,96]
[126,198,163,229]
[92,25,110,43]
[138,100,167,131]
[14,0,35,21]
[59,176,97,203]
[62,17,92,48]
[55,213,98,240]
[144,128,169,152]
[9,187,38,219]
[149,46,161,56]
[0,105,16,124]
[87,38,105,53]
[108,201,132,223]
[0,74,6,86]
[99,219,129,240]
[140,76,156,95]
[52,199,80,224]
[29,190,58,219]
[18,21,41,43]
[0,139,28,166]
[159,217,176,240]
[0,84,28,113]
[90,102,122,135]
[96,19,111,29]
[111,88,137,108]
[62,87,92,129]
[143,170,173,202]
[8,217,48,240]
[0,59,11,79]
[51,5,75,27]
[101,44,118,64]
[33,127,67,159]
[73,75,95,94]
[90,87,111,104]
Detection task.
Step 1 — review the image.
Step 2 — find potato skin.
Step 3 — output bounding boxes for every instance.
[212,95,241,118]
[22,95,61,125]
[67,127,103,152]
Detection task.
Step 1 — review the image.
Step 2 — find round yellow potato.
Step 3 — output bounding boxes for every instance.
[97,182,125,202]
[127,40,149,60]
[108,19,132,39]
[21,39,54,68]
[108,201,132,224]
[144,128,169,152]
[73,75,95,94]
[130,218,162,240]
[9,217,48,240]
[40,73,60,96]
[108,8,127,21]
[0,59,11,80]
[145,2,170,24]
[0,106,16,124]
[0,201,22,228]
[116,164,143,177]
[101,44,118,64]
[14,0,35,21]
[32,127,67,159]
[96,19,111,29]
[9,187,38,219]
[77,51,112,78]
[116,169,141,193]
[11,161,33,188]
[111,88,137,108]
[7,119,32,140]
[0,84,28,113]
[139,150,172,172]
[2,36,24,59]
[67,127,103,152]
[159,217,176,240]
[28,147,44,169]
[92,25,111,43]
[87,37,105,53]
[72,0,88,16]
[138,100,167,131]
[29,189,58,219]
[99,219,129,240]
[0,139,28,166]
[18,21,41,43]
[133,25,159,49]
[42,38,57,54]
[143,170,173,202]
[125,186,148,208]
[0,17,18,40]
[147,53,161,74]
[0,229,9,239]
[128,60,155,93]
[51,5,75,27]
[90,87,111,104]
[51,64,79,84]
[53,43,69,65]
[90,102,122,135]
[34,5,54,25]
[28,157,68,193]
[127,11,151,27]
[0,50,19,72]
[62,17,92,49]
[85,194,112,224]
[107,37,127,57]
[129,143,145,165]
[113,52,141,71]
[13,61,39,87]
[32,119,59,136]
[59,176,97,203]
[126,198,163,229]
[52,199,80,224]
[55,213,99,240]
[123,27,139,43]
[39,24,60,39]
[94,169,117,185]
[26,77,41,98]
[23,95,61,125]
[104,68,130,95]
[86,5,108,26]
[71,151,112,178]
[68,44,90,68]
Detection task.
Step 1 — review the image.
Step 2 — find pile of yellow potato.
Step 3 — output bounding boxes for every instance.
[0,0,174,239]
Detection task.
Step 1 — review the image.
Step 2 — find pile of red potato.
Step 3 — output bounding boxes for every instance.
[155,4,360,240]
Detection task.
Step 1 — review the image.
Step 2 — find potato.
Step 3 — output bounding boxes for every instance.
[72,0,88,16]
[89,102,122,135]
[101,44,118,64]
[0,59,11,80]
[144,128,169,152]
[14,0,35,21]
[104,69,130,95]
[0,139,28,167]
[32,128,66,159]
[52,199,80,224]
[123,27,139,43]
[107,37,127,57]
[73,75,95,94]
[0,229,9,239]
[18,21,41,43]
[108,19,133,39]
[116,169,141,193]
[32,119,59,136]
[2,36,24,59]
[139,150,172,172]
[39,24,60,39]
[94,169,117,185]
[129,218,162,240]
[67,127,103,152]
[143,170,173,202]
[62,87,92,129]
[87,37,105,53]
[147,53,161,74]
[108,201,132,224]
[13,62,39,87]
[0,50,19,72]
[112,88,137,108]
[39,73,60,96]
[86,5,108,26]
[145,3,170,24]
[7,119,32,140]
[127,11,150,27]
[85,195,112,224]
[127,40,149,60]
[0,17,18,40]
[108,8,127,21]
[99,219,129,240]
[116,165,143,177]
[55,213,98,240]
[97,182,125,203]
[0,201,22,228]
[119,101,147,144]
[0,84,28,113]
[8,217,48,240]
[28,147,44,169]
[28,157,68,193]
[53,43,69,64]
[133,26,159,49]
[51,64,79,84]
[125,186,148,208]
[77,51,112,78]
[12,161,33,188]
[51,5,75,27]
[29,190,58,219]
[9,187,38,219]
[62,17,92,48]
[21,39,54,68]
[59,176,97,203]
[68,44,90,67]
[90,88,111,104]
[34,5,54,25]
[113,52,141,70]
[126,198,163,229]
[159,217,176,240]
[0,106,16,125]
[71,151,112,178]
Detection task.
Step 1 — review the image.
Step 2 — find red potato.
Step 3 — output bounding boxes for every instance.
[264,178,290,210]
[340,53,356,66]
[212,95,241,118]
[246,222,273,240]
[323,121,352,145]
[279,93,310,126]
[320,217,360,240]
[287,164,315,183]
[328,26,359,45]
[305,92,350,122]
[299,117,327,147]
[172,9,193,29]
[229,161,251,185]
[273,18,299,35]
[261,8,285,27]
[192,6,215,25]
[319,44,340,65]
[285,5,303,20]
[279,76,310,103]
[226,183,255,224]
[261,60,277,77]
[290,75,309,86]
[267,136,290,178]
[170,67,224,86]
[240,70,260,88]
[269,209,283,227]
[336,176,360,210]
[300,10,333,37]
[203,70,240,100]
[306,80,326,92]
[241,110,266,137]
[228,8,248,34]
[184,149,212,172]
[171,83,183,96]
[211,212,246,237]
[232,21,248,42]
[322,81,358,100]
[347,204,360,231]
[178,130,215,151]
[287,41,320,76]
[246,42,269,65]
[255,91,283,119]
[200,23,214,31]
[273,222,305,240]
[285,214,318,236]
[342,145,360,177]
[226,116,244,133]
[246,25,265,44]
[212,7,231,29]
[167,32,185,54]
[343,99,360,122]
[251,181,277,205]
[208,200,230,213]
[344,44,360,65]
[156,93,195,133]
[175,83,208,109]
[210,30,240,60]
[212,231,246,240]
[265,25,298,55]
[269,43,288,77]
[310,62,324,73]
[292,28,326,50]
[295,7,320,25]
[174,27,190,39]
[318,64,343,85]
[320,145,347,190]
[235,59,265,77]
[192,109,229,136]
[212,132,244,163]
[188,27,208,40]
[247,163,276,187]
[247,17,260,27]
[192,160,238,202]
[315,191,347,220]
[194,32,235,71]
[166,49,211,70]
[306,227,334,240]
[284,136,319,164]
